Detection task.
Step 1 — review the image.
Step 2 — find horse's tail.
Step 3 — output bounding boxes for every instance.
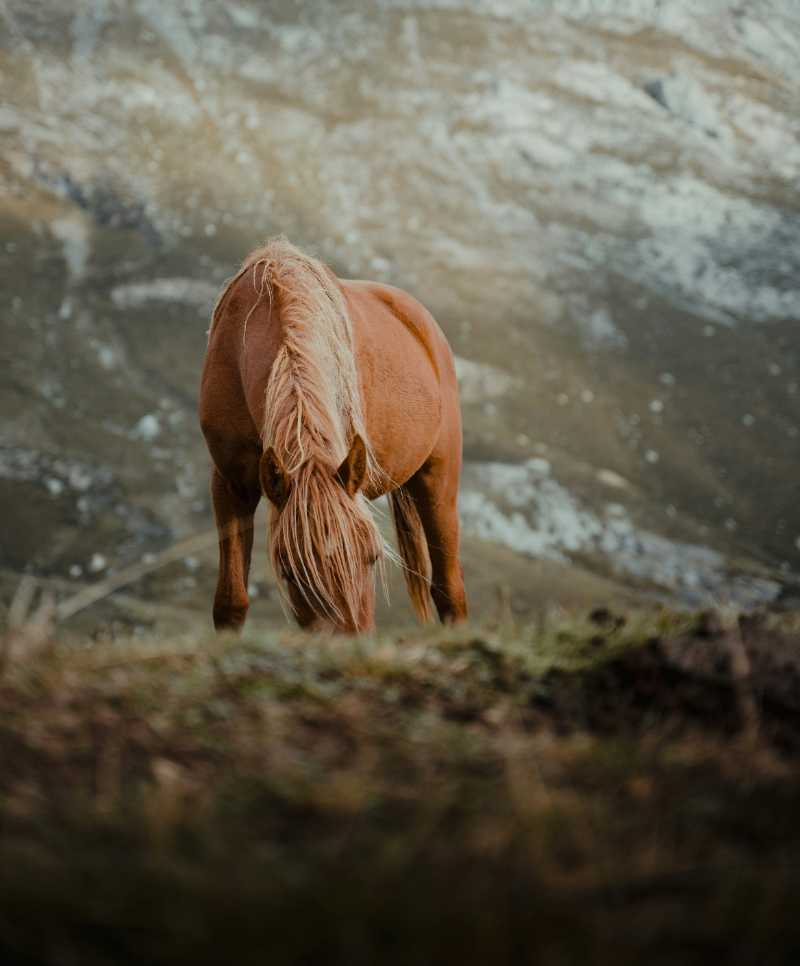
[389,488,433,623]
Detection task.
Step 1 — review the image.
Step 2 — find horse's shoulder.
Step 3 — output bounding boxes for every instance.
[345,278,420,307]
[343,279,439,337]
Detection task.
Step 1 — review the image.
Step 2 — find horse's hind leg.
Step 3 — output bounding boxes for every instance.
[211,466,260,631]
[404,457,468,624]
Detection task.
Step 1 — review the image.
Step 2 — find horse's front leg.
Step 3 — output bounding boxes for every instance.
[211,467,260,631]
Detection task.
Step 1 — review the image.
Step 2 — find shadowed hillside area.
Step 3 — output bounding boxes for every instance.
[2,0,800,961]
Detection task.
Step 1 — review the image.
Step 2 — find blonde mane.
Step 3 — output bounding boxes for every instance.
[240,237,385,625]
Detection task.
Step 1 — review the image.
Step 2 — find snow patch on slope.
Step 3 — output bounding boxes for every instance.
[111,278,219,312]
[460,459,781,607]
[455,356,517,403]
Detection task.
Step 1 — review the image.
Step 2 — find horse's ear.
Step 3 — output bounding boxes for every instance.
[260,447,290,509]
[336,435,367,497]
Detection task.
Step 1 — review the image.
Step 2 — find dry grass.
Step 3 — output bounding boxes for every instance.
[2,607,800,964]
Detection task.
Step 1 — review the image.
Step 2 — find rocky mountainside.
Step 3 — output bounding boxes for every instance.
[1,0,799,624]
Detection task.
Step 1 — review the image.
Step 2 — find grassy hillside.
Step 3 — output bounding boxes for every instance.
[3,607,800,964]
[2,0,798,607]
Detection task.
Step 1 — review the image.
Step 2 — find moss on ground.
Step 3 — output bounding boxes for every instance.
[2,609,800,964]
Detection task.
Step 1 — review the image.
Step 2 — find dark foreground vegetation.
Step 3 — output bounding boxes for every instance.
[3,607,800,965]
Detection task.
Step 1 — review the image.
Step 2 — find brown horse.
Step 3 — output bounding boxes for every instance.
[199,237,467,633]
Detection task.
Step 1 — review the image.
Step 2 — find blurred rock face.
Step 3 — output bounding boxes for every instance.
[1,1,798,606]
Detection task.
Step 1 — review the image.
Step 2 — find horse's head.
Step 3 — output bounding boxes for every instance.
[260,436,382,633]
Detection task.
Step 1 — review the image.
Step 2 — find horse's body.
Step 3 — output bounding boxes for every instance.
[199,238,467,633]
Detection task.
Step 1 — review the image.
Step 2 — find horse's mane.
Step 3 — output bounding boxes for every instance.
[239,237,385,625]
[245,238,377,479]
